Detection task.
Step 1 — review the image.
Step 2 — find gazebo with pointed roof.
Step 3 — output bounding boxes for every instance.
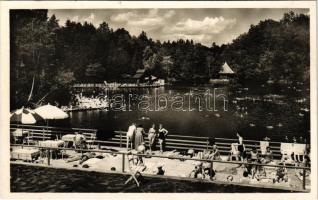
[219,62,235,79]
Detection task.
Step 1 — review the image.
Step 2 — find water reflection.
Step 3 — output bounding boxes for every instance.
[66,85,309,142]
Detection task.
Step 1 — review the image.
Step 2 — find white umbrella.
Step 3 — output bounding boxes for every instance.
[10,107,44,124]
[34,103,69,120]
[10,107,44,144]
[34,104,69,140]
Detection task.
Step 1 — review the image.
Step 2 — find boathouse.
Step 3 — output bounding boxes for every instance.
[132,68,147,84]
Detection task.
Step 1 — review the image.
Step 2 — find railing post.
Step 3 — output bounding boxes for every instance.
[210,160,214,180]
[122,154,125,173]
[206,138,209,150]
[302,168,306,190]
[120,132,122,148]
[47,149,51,165]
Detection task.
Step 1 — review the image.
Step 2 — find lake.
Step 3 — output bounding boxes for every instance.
[59,84,310,142]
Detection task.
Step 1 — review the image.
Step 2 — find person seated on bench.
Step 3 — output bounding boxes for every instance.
[74,132,87,149]
[261,146,273,164]
[250,146,259,162]
[209,144,221,160]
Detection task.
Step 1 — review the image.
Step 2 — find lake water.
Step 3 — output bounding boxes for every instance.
[11,164,289,193]
[60,84,309,142]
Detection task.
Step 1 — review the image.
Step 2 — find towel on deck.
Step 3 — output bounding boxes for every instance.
[39,140,64,148]
[260,141,269,154]
[11,148,40,161]
[293,143,306,155]
[61,134,76,142]
[280,143,294,155]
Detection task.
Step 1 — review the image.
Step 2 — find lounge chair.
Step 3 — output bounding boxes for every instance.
[124,152,146,187]
[260,141,269,155]
[280,143,295,165]
[230,143,242,161]
[292,143,307,163]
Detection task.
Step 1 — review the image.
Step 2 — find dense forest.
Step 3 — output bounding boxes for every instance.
[10,10,309,109]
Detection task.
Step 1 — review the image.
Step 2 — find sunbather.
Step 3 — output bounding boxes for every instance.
[148,124,156,152]
[189,162,204,179]
[250,146,259,162]
[66,152,96,164]
[126,123,136,149]
[273,162,288,183]
[158,124,168,153]
[210,144,221,160]
[261,146,273,164]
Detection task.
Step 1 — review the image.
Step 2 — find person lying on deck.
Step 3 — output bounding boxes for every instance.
[66,152,96,164]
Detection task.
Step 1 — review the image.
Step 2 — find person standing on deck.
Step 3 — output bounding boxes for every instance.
[148,124,156,152]
[134,125,145,151]
[127,123,136,149]
[236,133,244,161]
[158,124,168,153]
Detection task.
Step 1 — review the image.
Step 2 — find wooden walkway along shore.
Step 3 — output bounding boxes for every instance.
[10,124,310,192]
[10,124,286,158]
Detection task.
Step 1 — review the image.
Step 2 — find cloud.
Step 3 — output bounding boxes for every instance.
[165,16,237,35]
[71,15,79,22]
[110,11,136,22]
[110,9,174,32]
[84,13,95,22]
[110,11,236,45]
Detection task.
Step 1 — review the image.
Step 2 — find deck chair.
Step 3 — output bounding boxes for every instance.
[230,143,241,161]
[260,141,269,155]
[280,143,295,165]
[293,143,306,163]
[124,153,146,187]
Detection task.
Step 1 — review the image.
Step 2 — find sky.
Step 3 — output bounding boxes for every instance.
[48,8,308,46]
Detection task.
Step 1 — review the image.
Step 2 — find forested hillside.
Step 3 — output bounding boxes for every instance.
[10,10,309,108]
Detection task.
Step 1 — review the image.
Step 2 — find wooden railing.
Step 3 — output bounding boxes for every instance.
[101,131,290,159]
[10,125,308,160]
[10,124,97,143]
[10,144,310,191]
